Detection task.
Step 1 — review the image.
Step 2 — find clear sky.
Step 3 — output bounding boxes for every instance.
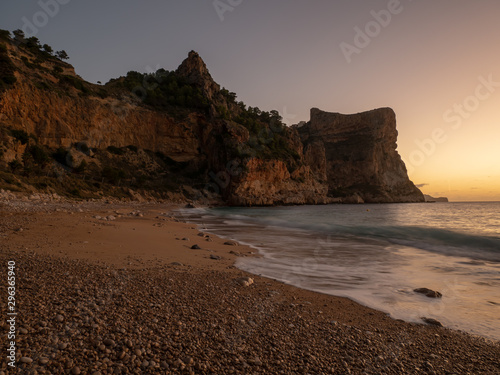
[1,1,499,201]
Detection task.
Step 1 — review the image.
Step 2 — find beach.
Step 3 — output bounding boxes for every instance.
[1,196,499,374]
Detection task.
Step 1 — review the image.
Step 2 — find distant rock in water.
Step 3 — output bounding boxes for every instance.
[424,195,449,202]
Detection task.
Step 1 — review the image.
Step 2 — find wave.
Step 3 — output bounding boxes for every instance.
[196,208,500,262]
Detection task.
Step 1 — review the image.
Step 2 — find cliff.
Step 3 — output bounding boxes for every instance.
[298,108,424,203]
[0,30,423,204]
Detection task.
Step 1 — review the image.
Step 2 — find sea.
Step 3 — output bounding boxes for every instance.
[177,202,500,342]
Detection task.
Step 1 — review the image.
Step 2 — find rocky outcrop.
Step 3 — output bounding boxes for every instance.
[176,51,221,105]
[0,35,423,205]
[227,159,331,206]
[424,195,449,202]
[298,108,424,203]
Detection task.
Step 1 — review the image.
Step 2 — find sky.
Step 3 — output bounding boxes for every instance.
[1,0,499,201]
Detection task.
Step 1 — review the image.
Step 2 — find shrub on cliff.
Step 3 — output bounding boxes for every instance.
[119,70,209,113]
[55,50,69,60]
[8,160,22,173]
[28,145,50,165]
[21,36,55,62]
[9,129,29,145]
[59,75,89,94]
[107,146,125,155]
[0,43,17,91]
[52,147,69,166]
[0,29,11,41]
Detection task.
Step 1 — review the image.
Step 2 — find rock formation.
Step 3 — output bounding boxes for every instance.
[298,108,424,203]
[424,195,449,202]
[0,31,423,205]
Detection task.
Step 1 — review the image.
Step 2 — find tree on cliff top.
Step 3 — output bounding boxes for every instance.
[56,50,69,60]
[12,29,24,42]
[0,29,11,41]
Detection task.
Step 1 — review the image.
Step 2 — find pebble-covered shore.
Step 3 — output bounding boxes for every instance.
[0,198,499,374]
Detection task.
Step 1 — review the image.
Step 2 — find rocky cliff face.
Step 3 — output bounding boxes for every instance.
[298,108,424,203]
[0,33,423,204]
[227,159,330,206]
[0,81,204,163]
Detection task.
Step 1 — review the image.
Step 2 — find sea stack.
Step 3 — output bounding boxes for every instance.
[298,108,425,203]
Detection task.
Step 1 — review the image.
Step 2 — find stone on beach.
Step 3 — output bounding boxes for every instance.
[235,277,254,287]
[414,288,442,298]
[421,317,443,327]
[55,314,65,322]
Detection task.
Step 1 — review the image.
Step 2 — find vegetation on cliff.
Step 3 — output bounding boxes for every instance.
[0,32,17,92]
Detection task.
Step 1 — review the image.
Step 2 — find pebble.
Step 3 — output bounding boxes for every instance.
[39,357,50,365]
[55,314,65,322]
[191,244,201,249]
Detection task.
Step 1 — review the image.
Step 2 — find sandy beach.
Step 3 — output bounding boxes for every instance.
[1,196,499,374]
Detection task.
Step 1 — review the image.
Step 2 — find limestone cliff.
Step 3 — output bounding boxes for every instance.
[298,108,424,203]
[0,81,205,162]
[226,159,330,206]
[0,31,423,204]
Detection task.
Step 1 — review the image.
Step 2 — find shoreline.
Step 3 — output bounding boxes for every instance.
[1,199,499,374]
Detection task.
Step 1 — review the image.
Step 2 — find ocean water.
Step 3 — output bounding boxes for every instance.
[178,202,500,341]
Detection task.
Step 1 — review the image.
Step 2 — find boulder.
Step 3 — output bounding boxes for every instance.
[235,277,254,287]
[414,288,442,298]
